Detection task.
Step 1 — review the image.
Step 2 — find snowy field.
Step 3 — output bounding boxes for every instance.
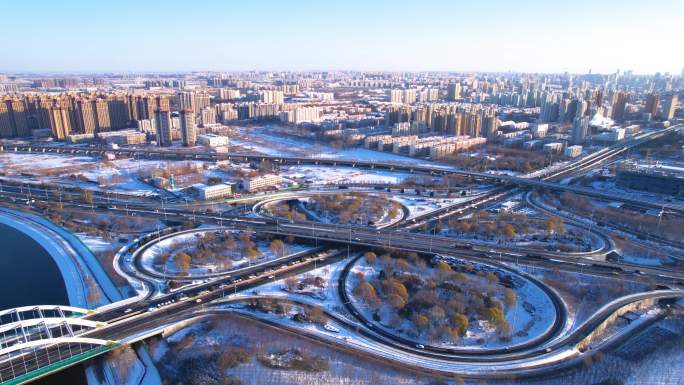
[347,256,556,350]
[150,312,429,385]
[588,178,684,206]
[279,165,412,185]
[139,229,312,277]
[0,152,175,196]
[231,124,455,169]
[512,262,651,334]
[150,310,684,385]
[440,218,603,253]
[146,250,684,384]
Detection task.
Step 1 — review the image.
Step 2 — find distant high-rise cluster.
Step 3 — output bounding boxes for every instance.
[0,93,161,139]
[0,70,680,154]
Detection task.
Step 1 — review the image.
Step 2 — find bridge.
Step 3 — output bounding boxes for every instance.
[0,305,115,385]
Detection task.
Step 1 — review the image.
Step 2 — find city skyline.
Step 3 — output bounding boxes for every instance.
[2,0,683,74]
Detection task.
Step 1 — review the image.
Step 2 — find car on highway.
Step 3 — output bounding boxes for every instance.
[323,324,340,333]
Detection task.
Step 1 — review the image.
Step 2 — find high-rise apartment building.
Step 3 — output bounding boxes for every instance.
[155,109,172,146]
[571,116,590,144]
[611,91,627,122]
[465,113,481,137]
[155,96,170,112]
[0,100,14,138]
[108,97,130,129]
[389,89,403,104]
[75,99,97,134]
[138,96,156,120]
[48,105,71,140]
[200,106,217,126]
[661,94,678,120]
[94,99,111,132]
[179,91,210,122]
[0,98,30,137]
[178,91,194,111]
[179,109,196,147]
[645,92,659,117]
[9,99,30,137]
[388,89,417,104]
[259,90,284,104]
[219,88,240,100]
[447,83,461,101]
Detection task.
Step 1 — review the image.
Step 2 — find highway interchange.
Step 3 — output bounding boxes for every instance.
[0,126,683,383]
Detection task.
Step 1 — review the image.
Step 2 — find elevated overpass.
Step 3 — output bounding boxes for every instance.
[1,126,681,214]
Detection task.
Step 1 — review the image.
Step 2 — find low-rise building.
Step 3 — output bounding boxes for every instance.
[243,174,281,192]
[523,140,542,150]
[543,142,563,154]
[198,133,230,147]
[192,183,234,200]
[66,133,96,143]
[564,145,583,158]
[97,129,147,145]
[531,124,548,138]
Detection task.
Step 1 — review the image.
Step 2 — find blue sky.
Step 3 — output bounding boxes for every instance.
[2,0,682,74]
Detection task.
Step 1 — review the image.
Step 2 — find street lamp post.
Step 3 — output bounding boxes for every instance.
[429,226,435,253]
[312,221,318,247]
[657,205,664,235]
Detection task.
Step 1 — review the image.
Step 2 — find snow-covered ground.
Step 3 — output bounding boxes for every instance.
[78,233,127,254]
[511,262,650,335]
[150,311,426,385]
[581,176,684,210]
[138,229,312,277]
[440,219,603,253]
[279,165,412,185]
[347,256,556,350]
[0,152,174,196]
[0,152,97,171]
[231,124,455,169]
[145,246,682,384]
[393,195,477,220]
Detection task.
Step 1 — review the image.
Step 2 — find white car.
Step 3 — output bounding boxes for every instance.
[323,324,340,333]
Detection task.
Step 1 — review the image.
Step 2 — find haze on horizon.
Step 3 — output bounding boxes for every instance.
[2,0,683,75]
